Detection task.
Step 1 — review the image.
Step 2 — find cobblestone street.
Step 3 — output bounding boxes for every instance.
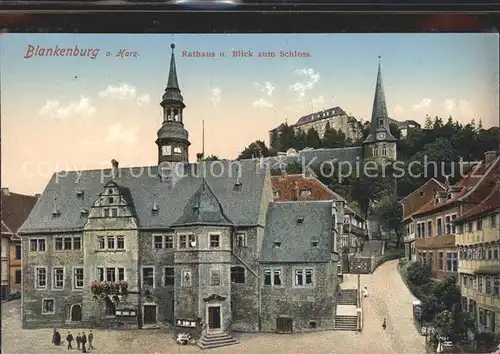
[2,260,425,354]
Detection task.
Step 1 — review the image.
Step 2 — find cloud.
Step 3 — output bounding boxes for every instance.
[290,68,320,101]
[413,98,432,111]
[393,104,404,117]
[252,98,273,108]
[442,98,476,120]
[253,81,275,96]
[104,123,138,145]
[98,83,150,105]
[210,87,221,107]
[39,96,96,119]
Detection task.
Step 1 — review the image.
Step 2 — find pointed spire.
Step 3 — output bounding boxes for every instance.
[167,43,180,90]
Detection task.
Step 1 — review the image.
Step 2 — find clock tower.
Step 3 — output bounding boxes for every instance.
[156,43,191,166]
[363,56,397,161]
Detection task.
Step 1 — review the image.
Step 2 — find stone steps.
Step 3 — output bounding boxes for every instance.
[337,289,358,306]
[334,315,358,331]
[198,331,239,350]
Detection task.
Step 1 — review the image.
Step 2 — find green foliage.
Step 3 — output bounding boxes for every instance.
[406,262,431,286]
[204,154,220,161]
[432,309,475,344]
[431,277,461,311]
[237,140,275,160]
[374,197,403,246]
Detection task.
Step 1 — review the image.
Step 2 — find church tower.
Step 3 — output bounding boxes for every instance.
[156,43,191,165]
[363,57,397,162]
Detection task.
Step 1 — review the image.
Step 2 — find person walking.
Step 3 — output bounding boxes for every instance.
[76,333,81,350]
[66,332,74,349]
[88,330,94,350]
[81,332,87,353]
[382,318,387,330]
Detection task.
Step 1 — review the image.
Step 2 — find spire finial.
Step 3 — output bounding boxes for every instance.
[171,43,175,50]
[166,41,180,90]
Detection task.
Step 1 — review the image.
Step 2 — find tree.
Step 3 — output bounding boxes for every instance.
[424,115,433,129]
[406,262,431,286]
[322,123,346,148]
[204,155,219,161]
[433,309,475,344]
[305,128,321,149]
[374,197,404,247]
[237,140,271,160]
[431,277,461,311]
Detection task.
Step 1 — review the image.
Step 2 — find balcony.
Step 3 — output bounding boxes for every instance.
[404,232,415,243]
[415,234,456,250]
[343,224,366,238]
[456,228,500,246]
[459,259,500,274]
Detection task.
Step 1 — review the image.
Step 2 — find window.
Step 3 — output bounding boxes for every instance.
[116,236,125,249]
[429,252,434,271]
[182,269,192,287]
[73,268,84,289]
[14,270,21,284]
[210,270,221,286]
[297,217,304,224]
[273,241,281,248]
[142,267,155,287]
[164,267,174,286]
[372,146,378,157]
[209,234,220,248]
[107,236,115,249]
[446,252,458,272]
[427,221,432,238]
[103,208,118,217]
[30,238,46,252]
[97,267,125,282]
[445,216,451,234]
[294,268,315,287]
[438,252,444,270]
[381,144,387,156]
[467,221,473,233]
[103,208,110,217]
[153,234,174,249]
[451,214,457,233]
[486,277,492,295]
[231,266,245,283]
[55,236,80,251]
[263,269,282,287]
[235,233,246,248]
[437,218,443,235]
[98,236,105,249]
[165,235,173,248]
[311,239,319,247]
[162,145,172,155]
[299,188,311,197]
[491,214,497,227]
[264,269,272,285]
[179,235,187,249]
[273,190,280,198]
[42,299,55,314]
[15,245,21,260]
[495,247,499,260]
[477,218,483,231]
[478,276,483,293]
[494,277,500,297]
[53,267,64,289]
[154,235,163,249]
[35,267,47,289]
[188,234,196,248]
[488,247,493,260]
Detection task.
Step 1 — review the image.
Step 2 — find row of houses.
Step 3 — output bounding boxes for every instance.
[402,150,500,334]
[1,188,38,299]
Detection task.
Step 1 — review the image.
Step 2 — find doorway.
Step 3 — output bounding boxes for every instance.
[276,316,293,333]
[70,304,82,322]
[143,305,157,326]
[208,306,221,330]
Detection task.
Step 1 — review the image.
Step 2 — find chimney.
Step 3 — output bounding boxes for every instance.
[2,188,9,196]
[111,159,119,179]
[484,151,497,164]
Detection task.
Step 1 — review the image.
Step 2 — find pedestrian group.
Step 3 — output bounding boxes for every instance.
[53,328,95,352]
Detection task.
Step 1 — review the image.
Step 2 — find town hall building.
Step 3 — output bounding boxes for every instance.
[19,44,342,340]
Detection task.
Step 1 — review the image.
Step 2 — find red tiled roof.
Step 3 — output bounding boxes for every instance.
[411,159,498,217]
[271,174,344,202]
[1,190,38,234]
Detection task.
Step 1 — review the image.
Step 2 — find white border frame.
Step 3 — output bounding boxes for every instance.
[41,298,55,315]
[208,233,221,249]
[34,266,48,290]
[163,266,175,286]
[72,266,84,291]
[52,266,65,291]
[206,303,224,332]
[210,269,222,286]
[29,237,47,252]
[292,266,316,288]
[234,232,247,248]
[152,233,164,250]
[142,302,159,327]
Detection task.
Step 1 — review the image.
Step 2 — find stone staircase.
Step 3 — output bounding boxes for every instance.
[334,315,358,331]
[337,289,358,305]
[197,331,239,350]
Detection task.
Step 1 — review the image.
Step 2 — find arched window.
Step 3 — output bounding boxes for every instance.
[173,147,182,154]
[230,266,245,284]
[381,144,387,156]
[372,146,378,157]
[70,304,82,322]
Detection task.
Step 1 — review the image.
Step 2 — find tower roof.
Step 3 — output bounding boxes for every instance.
[364,57,397,143]
[162,43,184,105]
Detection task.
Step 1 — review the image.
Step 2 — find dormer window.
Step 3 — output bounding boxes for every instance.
[435,198,440,204]
[419,191,425,196]
[103,208,118,218]
[299,188,311,197]
[273,241,281,248]
[76,189,84,198]
[108,197,114,204]
[311,239,319,247]
[52,210,60,218]
[297,217,304,224]
[447,193,453,200]
[273,190,280,197]
[80,208,89,217]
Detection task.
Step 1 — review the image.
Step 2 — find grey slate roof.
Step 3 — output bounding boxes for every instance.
[260,201,333,263]
[172,178,233,227]
[262,146,364,170]
[19,160,266,234]
[295,106,346,126]
[364,61,397,144]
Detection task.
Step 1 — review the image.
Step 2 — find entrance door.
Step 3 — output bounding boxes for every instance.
[71,304,82,322]
[143,305,157,325]
[208,306,221,329]
[276,316,293,333]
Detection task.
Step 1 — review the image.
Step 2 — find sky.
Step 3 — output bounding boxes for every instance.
[1,33,499,194]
